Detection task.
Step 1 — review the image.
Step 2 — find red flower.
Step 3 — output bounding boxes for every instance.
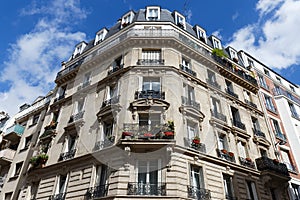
[122,132,132,136]
[144,133,153,137]
[193,139,200,144]
[221,149,228,154]
[228,152,234,157]
[164,131,174,136]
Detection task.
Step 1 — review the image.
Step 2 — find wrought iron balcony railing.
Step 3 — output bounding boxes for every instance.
[108,64,124,75]
[225,195,238,200]
[127,182,166,196]
[181,96,200,110]
[58,149,76,161]
[180,64,197,76]
[233,120,246,130]
[206,79,221,90]
[53,95,65,103]
[137,59,164,65]
[101,95,120,107]
[211,110,227,122]
[187,185,211,199]
[85,184,108,199]
[226,89,238,99]
[68,111,84,123]
[49,193,65,200]
[56,58,84,79]
[253,129,266,138]
[135,90,165,100]
[93,137,114,151]
[184,137,206,153]
[239,157,255,169]
[255,156,289,176]
[122,123,174,140]
[245,99,257,109]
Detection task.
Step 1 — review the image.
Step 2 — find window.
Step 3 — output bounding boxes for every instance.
[212,38,221,49]
[112,56,123,70]
[289,102,299,118]
[61,135,76,158]
[139,113,161,128]
[75,98,85,114]
[211,97,221,114]
[246,181,259,200]
[32,114,40,125]
[258,74,268,89]
[183,84,195,105]
[23,135,32,150]
[5,192,12,200]
[263,68,270,76]
[207,70,217,83]
[195,26,207,43]
[81,72,91,88]
[247,58,254,68]
[272,119,282,135]
[54,174,68,197]
[218,134,228,150]
[14,162,23,177]
[121,11,134,28]
[56,85,66,100]
[142,49,161,62]
[274,85,281,95]
[229,49,238,60]
[190,165,204,189]
[187,121,198,139]
[237,141,247,158]
[146,6,160,20]
[226,80,235,96]
[281,150,294,171]
[95,28,108,45]
[106,83,118,100]
[251,117,261,132]
[260,149,268,157]
[73,42,87,58]
[243,90,252,102]
[291,184,300,200]
[182,57,191,69]
[223,174,235,199]
[276,76,281,83]
[95,165,109,186]
[290,85,295,92]
[175,12,186,29]
[103,120,113,139]
[142,77,160,92]
[231,106,241,124]
[264,95,276,112]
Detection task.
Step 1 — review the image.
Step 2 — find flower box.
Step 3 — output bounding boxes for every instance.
[192,139,200,144]
[221,149,228,154]
[122,132,132,136]
[228,152,234,157]
[164,131,174,136]
[246,157,252,162]
[144,133,153,137]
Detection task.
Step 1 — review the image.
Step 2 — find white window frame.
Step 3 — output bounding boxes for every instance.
[74,98,85,114]
[246,181,259,200]
[223,174,235,199]
[63,134,77,153]
[121,11,134,28]
[229,48,238,60]
[218,134,228,150]
[146,6,160,20]
[142,77,161,92]
[174,12,186,29]
[73,42,87,57]
[195,26,207,43]
[135,159,162,184]
[187,120,198,139]
[95,28,108,45]
[212,37,221,49]
[190,165,205,189]
[54,174,69,195]
[237,140,247,158]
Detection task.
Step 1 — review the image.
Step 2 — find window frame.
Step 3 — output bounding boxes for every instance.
[174,12,186,29]
[146,6,160,21]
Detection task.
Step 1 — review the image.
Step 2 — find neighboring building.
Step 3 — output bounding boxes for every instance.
[239,51,300,200]
[0,6,294,200]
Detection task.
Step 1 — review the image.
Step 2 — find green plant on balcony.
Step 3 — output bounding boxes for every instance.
[212,48,228,59]
[39,153,49,164]
[29,156,39,166]
[163,120,175,138]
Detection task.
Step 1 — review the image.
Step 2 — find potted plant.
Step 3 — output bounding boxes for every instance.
[246,157,252,162]
[29,156,38,166]
[273,159,280,164]
[39,153,49,164]
[212,48,228,59]
[192,136,200,144]
[221,149,228,154]
[228,152,234,157]
[163,120,175,138]
[122,131,133,139]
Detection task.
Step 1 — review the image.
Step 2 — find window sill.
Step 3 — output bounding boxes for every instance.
[19,147,29,153]
[28,123,37,128]
[8,175,19,181]
[266,107,277,114]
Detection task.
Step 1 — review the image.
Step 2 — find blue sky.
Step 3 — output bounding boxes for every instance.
[1,0,300,116]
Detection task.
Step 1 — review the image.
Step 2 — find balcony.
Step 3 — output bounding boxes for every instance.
[58,149,76,161]
[85,184,108,199]
[211,110,227,122]
[56,58,84,80]
[93,137,114,151]
[108,64,124,75]
[184,137,206,153]
[49,193,65,200]
[53,95,65,103]
[187,186,211,199]
[127,182,166,196]
[217,149,235,163]
[135,90,165,100]
[68,111,84,123]
[275,132,287,143]
[233,120,246,130]
[226,89,239,99]
[239,157,255,169]
[273,88,300,105]
[122,123,174,140]
[245,99,257,109]
[253,129,266,138]
[4,124,25,141]
[206,79,221,90]
[180,64,197,77]
[137,59,164,65]
[181,96,200,110]
[102,95,120,107]
[255,156,289,176]
[0,148,16,165]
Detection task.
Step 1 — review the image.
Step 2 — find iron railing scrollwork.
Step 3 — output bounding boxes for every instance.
[127,182,166,196]
[187,185,211,199]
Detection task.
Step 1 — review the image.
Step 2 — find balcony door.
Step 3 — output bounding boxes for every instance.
[184,84,195,105]
[139,113,161,134]
[95,165,109,186]
[211,97,221,115]
[142,77,160,92]
[231,106,241,124]
[190,165,204,189]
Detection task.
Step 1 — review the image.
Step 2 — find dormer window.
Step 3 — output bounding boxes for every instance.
[212,37,221,49]
[146,6,160,20]
[174,12,186,29]
[73,42,87,59]
[121,11,134,28]
[247,58,254,68]
[229,48,238,63]
[94,28,108,45]
[195,26,207,43]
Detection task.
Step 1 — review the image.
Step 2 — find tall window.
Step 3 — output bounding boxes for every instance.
[274,85,281,95]
[226,80,234,94]
[95,165,109,186]
[243,90,252,102]
[146,7,160,20]
[211,97,221,114]
[258,74,268,89]
[55,174,68,196]
[103,120,113,139]
[272,119,282,135]
[231,106,241,124]
[246,181,259,200]
[281,150,293,171]
[32,114,40,125]
[264,95,276,112]
[190,165,204,189]
[247,59,254,67]
[175,12,186,29]
[182,57,191,69]
[95,29,108,44]
[212,38,221,49]
[23,135,32,150]
[218,134,228,150]
[251,117,261,132]
[187,121,198,139]
[183,84,195,105]
[75,98,85,114]
[196,27,206,42]
[56,85,66,99]
[14,162,23,177]
[106,83,118,100]
[142,77,160,92]
[223,174,235,199]
[229,49,238,60]
[82,72,91,87]
[291,184,300,200]
[289,102,299,118]
[142,50,161,61]
[237,141,247,158]
[207,70,217,83]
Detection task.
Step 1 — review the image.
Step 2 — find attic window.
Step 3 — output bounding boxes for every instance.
[95,29,108,45]
[73,42,87,59]
[146,6,160,20]
[175,12,186,29]
[212,38,221,49]
[121,11,134,28]
[229,48,238,62]
[196,26,207,43]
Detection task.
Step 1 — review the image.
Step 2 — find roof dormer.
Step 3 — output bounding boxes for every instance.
[146,6,160,21]
[210,36,222,49]
[73,41,87,59]
[121,11,135,29]
[227,46,239,63]
[94,28,108,45]
[174,11,186,30]
[194,25,207,43]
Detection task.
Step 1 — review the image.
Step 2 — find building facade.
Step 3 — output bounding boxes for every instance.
[0,6,296,200]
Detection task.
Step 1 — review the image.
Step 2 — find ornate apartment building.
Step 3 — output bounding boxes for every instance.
[0,6,298,200]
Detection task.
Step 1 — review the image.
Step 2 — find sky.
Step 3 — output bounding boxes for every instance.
[1,0,300,116]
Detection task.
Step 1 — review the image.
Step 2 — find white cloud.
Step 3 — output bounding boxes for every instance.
[228,0,300,70]
[212,30,223,40]
[0,0,87,116]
